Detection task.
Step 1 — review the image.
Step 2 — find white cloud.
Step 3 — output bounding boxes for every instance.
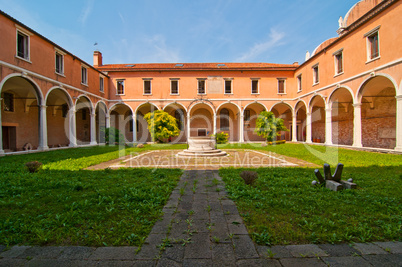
[235,29,285,62]
[79,0,94,25]
[143,35,181,63]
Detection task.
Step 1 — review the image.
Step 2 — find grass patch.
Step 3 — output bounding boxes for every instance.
[0,145,184,247]
[219,146,402,245]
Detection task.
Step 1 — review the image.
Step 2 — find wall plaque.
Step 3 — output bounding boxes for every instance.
[207,76,222,94]
[378,128,395,139]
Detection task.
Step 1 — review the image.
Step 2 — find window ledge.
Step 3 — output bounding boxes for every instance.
[143,94,152,96]
[224,93,233,95]
[277,93,287,95]
[366,56,380,64]
[170,94,180,96]
[251,93,260,95]
[55,72,66,77]
[15,55,31,64]
[334,72,344,78]
[81,83,88,87]
[197,93,206,95]
[297,90,302,93]
[313,82,319,86]
[116,94,125,96]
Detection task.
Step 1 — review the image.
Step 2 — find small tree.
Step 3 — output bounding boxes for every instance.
[254,111,289,142]
[103,127,125,144]
[144,110,180,142]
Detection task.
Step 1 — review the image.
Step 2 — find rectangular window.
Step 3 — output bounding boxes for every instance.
[197,129,207,136]
[244,110,250,121]
[297,75,302,92]
[55,52,64,75]
[144,79,152,95]
[368,32,379,60]
[333,49,344,75]
[251,79,259,94]
[312,64,319,84]
[224,79,232,94]
[3,93,14,112]
[99,77,104,92]
[171,79,179,95]
[277,79,285,94]
[81,66,88,85]
[17,31,29,60]
[117,80,124,95]
[198,79,206,94]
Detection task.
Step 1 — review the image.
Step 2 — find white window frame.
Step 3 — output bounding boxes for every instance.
[197,78,206,95]
[99,76,104,92]
[297,74,302,92]
[116,79,125,95]
[143,78,152,95]
[170,78,180,95]
[15,26,32,62]
[333,48,344,76]
[224,78,233,94]
[365,26,381,63]
[55,48,65,76]
[277,78,286,94]
[312,64,319,85]
[81,65,88,86]
[251,78,260,94]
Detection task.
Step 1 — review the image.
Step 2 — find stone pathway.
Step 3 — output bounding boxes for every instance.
[0,170,401,266]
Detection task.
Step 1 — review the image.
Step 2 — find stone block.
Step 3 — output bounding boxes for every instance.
[340,180,357,189]
[325,180,343,191]
[332,163,344,182]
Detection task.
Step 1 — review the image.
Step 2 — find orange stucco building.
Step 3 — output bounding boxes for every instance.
[0,0,401,155]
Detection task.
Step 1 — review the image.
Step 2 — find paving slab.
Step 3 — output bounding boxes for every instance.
[363,254,402,267]
[318,243,361,257]
[132,260,157,267]
[184,233,211,259]
[25,259,95,267]
[134,244,160,260]
[286,244,328,258]
[211,243,236,266]
[0,258,27,267]
[256,245,293,259]
[182,258,213,267]
[232,235,259,259]
[0,246,31,258]
[236,258,282,267]
[156,258,181,267]
[279,257,327,267]
[373,241,402,254]
[58,246,95,260]
[322,256,371,267]
[89,247,137,260]
[160,244,184,263]
[353,242,388,255]
[18,246,64,259]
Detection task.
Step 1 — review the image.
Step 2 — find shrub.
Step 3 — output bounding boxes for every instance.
[103,127,125,144]
[143,110,180,143]
[215,132,229,144]
[240,170,258,185]
[267,140,286,145]
[25,161,43,173]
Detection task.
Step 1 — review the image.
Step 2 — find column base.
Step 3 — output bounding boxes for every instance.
[90,141,98,145]
[0,150,5,156]
[325,142,333,146]
[394,146,402,152]
[352,142,362,148]
[69,143,77,147]
[38,146,49,151]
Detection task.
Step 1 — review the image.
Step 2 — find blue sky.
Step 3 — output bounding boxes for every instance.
[1,0,359,65]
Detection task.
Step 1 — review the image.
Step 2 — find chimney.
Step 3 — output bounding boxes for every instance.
[93,51,102,67]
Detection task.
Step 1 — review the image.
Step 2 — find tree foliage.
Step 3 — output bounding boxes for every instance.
[254,111,289,142]
[103,127,125,144]
[144,110,180,142]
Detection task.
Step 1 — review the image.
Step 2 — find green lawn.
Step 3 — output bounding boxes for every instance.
[219,143,402,245]
[0,145,184,247]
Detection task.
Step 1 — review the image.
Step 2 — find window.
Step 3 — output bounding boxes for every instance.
[312,64,319,84]
[170,79,179,95]
[143,79,152,94]
[3,93,14,112]
[62,104,68,118]
[198,129,207,136]
[333,49,343,75]
[197,79,206,94]
[99,77,104,92]
[55,51,64,75]
[244,110,251,121]
[367,31,379,60]
[117,80,124,95]
[174,110,182,130]
[224,79,232,94]
[220,108,230,131]
[297,75,302,92]
[251,79,259,94]
[81,66,88,85]
[277,79,286,94]
[129,119,133,132]
[16,30,29,60]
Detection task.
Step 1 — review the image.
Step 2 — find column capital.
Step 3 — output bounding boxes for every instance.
[353,103,362,107]
[325,108,332,112]
[40,105,47,109]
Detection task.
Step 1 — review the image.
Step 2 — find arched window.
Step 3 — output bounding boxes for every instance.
[175,110,182,131]
[220,108,229,131]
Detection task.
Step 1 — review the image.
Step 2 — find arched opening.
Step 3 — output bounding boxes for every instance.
[217,103,240,141]
[75,96,93,145]
[330,88,354,145]
[95,102,107,144]
[271,103,293,141]
[189,103,214,137]
[1,76,41,152]
[109,103,133,143]
[164,103,187,143]
[136,103,158,143]
[358,76,396,149]
[243,102,266,142]
[46,88,72,148]
[295,101,307,142]
[309,96,326,143]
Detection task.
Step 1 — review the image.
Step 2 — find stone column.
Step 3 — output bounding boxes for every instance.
[187,114,191,140]
[213,113,217,135]
[395,95,402,151]
[239,114,244,143]
[38,105,49,150]
[306,112,312,143]
[69,108,77,147]
[292,114,297,142]
[90,111,97,145]
[132,115,137,143]
[352,103,362,147]
[106,113,111,128]
[325,108,333,145]
[0,99,4,155]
